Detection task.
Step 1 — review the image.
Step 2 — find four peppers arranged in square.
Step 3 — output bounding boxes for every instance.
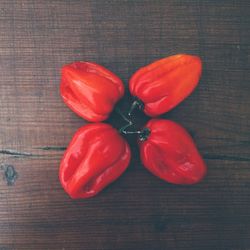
[59,54,207,199]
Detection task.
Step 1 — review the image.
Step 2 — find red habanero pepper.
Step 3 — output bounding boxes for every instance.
[60,62,124,122]
[129,54,202,116]
[138,119,207,185]
[59,123,131,199]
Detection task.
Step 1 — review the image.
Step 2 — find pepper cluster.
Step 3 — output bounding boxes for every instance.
[59,54,207,199]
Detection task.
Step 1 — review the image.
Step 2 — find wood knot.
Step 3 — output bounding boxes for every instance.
[1,164,18,186]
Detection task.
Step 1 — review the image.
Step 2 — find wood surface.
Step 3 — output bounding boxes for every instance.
[0,0,249,249]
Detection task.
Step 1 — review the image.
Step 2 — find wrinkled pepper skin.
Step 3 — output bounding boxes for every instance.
[139,119,207,185]
[60,62,124,122]
[129,54,202,116]
[59,123,131,199]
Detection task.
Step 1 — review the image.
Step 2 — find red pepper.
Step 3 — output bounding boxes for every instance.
[59,123,131,199]
[138,119,207,184]
[129,54,202,116]
[60,62,124,122]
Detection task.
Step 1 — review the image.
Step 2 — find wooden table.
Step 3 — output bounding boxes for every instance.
[0,1,249,249]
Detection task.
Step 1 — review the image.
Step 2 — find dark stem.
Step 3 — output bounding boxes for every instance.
[119,121,132,133]
[121,129,142,135]
[115,107,132,124]
[128,98,144,116]
[115,103,149,138]
[115,107,133,133]
[138,128,151,141]
[121,127,151,140]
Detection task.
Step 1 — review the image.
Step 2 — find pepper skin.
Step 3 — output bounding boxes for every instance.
[60,61,124,122]
[129,54,202,116]
[59,123,131,199]
[138,119,207,185]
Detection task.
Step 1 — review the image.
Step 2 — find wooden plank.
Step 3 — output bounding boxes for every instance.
[0,0,249,249]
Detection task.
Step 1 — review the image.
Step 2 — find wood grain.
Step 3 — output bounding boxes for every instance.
[0,0,249,249]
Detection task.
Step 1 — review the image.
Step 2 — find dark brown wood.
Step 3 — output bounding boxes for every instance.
[0,0,249,249]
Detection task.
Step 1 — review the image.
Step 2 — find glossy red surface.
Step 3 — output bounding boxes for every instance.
[60,61,124,122]
[139,119,207,185]
[59,123,131,199]
[129,54,202,116]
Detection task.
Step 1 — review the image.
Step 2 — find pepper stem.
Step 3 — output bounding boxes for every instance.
[115,102,149,138]
[115,107,132,124]
[128,98,144,116]
[115,107,133,133]
[121,129,142,135]
[138,128,151,141]
[119,121,133,133]
[121,127,151,140]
